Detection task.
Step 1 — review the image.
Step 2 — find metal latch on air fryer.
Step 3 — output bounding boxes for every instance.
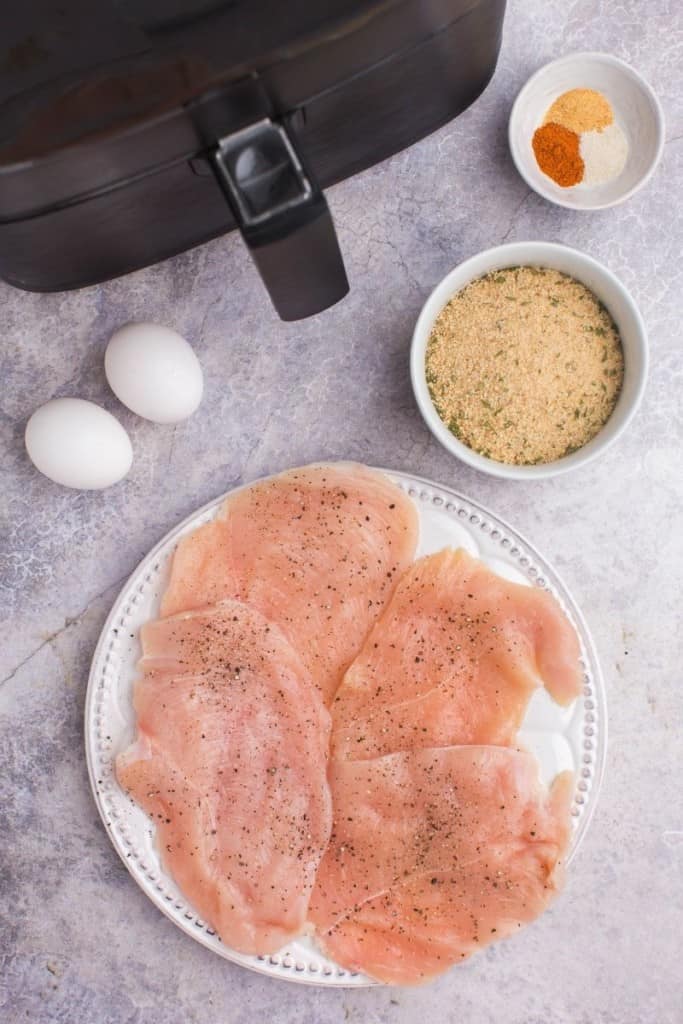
[212,119,314,228]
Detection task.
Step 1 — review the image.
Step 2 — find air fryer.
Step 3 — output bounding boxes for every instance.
[0,1,507,319]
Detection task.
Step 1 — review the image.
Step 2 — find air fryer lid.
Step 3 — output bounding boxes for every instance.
[0,0,483,210]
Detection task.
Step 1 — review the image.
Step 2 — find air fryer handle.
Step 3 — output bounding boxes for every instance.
[211,119,349,321]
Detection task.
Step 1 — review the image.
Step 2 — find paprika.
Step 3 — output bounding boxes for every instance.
[532,121,584,187]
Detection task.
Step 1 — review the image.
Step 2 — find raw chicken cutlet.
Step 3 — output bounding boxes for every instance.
[116,600,332,956]
[331,548,581,759]
[161,463,419,705]
[309,746,573,985]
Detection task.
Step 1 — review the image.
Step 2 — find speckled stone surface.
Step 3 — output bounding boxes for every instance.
[2,2,681,1021]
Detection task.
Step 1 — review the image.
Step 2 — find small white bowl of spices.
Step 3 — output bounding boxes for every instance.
[410,241,647,480]
[509,52,664,210]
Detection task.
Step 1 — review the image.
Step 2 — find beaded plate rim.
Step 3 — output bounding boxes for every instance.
[85,466,607,987]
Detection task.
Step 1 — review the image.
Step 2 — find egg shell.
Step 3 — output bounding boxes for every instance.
[25,398,133,490]
[105,323,203,424]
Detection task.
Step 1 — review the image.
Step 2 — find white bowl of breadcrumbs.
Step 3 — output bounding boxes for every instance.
[410,241,647,480]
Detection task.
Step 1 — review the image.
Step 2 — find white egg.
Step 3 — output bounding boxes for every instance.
[105,322,203,424]
[25,398,133,490]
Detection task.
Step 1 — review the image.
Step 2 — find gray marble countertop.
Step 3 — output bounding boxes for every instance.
[2,2,681,1021]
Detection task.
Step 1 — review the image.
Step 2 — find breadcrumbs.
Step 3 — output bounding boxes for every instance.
[425,266,624,465]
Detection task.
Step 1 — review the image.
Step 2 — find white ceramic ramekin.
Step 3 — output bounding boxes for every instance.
[509,52,665,211]
[410,241,648,480]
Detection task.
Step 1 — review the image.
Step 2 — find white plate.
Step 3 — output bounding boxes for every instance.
[85,469,606,987]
